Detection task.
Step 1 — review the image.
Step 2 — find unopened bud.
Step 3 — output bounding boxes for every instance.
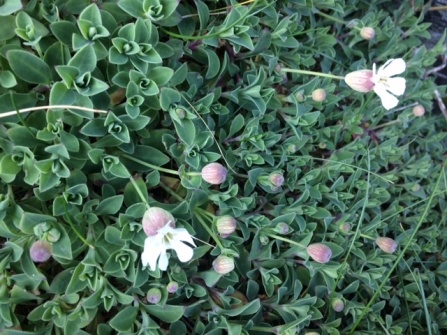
[142,207,175,237]
[411,184,421,192]
[216,216,237,237]
[319,142,326,149]
[307,243,332,263]
[413,105,425,117]
[269,173,284,187]
[259,235,269,245]
[33,222,51,236]
[311,88,326,102]
[30,240,52,263]
[213,255,235,275]
[166,281,179,293]
[287,144,298,153]
[274,222,290,235]
[202,163,227,185]
[147,288,162,304]
[46,228,61,243]
[175,108,186,119]
[344,70,374,93]
[376,237,397,253]
[360,27,375,40]
[295,90,305,102]
[331,298,345,312]
[339,223,351,232]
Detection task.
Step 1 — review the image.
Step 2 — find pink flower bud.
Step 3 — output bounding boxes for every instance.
[311,88,327,102]
[269,173,284,187]
[360,27,375,40]
[411,184,421,192]
[307,243,332,263]
[166,281,179,293]
[201,163,227,185]
[413,105,425,117]
[274,222,290,235]
[344,70,374,93]
[30,240,52,262]
[147,287,162,304]
[295,91,305,102]
[339,223,351,232]
[216,216,237,237]
[142,207,175,237]
[331,298,345,312]
[213,255,235,275]
[376,237,397,253]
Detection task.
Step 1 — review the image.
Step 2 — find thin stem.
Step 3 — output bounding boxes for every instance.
[263,233,306,249]
[280,68,344,80]
[360,233,375,241]
[368,119,401,131]
[121,154,180,175]
[195,207,216,220]
[63,202,94,249]
[315,10,346,25]
[0,105,108,118]
[128,176,150,209]
[428,5,447,11]
[158,181,185,203]
[194,209,224,251]
[10,92,34,136]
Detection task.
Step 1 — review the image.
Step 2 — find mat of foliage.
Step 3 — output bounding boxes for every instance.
[0,0,447,334]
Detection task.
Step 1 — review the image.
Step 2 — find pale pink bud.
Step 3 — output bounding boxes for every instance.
[147,287,162,304]
[30,240,52,262]
[339,223,351,232]
[269,173,284,187]
[331,298,345,312]
[376,237,397,253]
[201,163,227,185]
[360,27,375,40]
[413,105,425,117]
[216,216,237,237]
[344,70,374,93]
[311,88,326,102]
[213,255,235,274]
[307,243,332,263]
[166,281,179,293]
[142,207,175,237]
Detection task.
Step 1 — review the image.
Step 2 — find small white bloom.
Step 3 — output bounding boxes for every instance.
[371,58,406,110]
[141,222,196,271]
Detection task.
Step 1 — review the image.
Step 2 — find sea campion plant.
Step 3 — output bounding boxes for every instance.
[0,0,447,334]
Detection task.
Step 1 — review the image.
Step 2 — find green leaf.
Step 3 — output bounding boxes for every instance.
[50,82,76,107]
[148,67,173,86]
[95,195,124,215]
[0,70,17,88]
[68,45,97,74]
[142,304,184,323]
[7,50,52,85]
[110,307,139,332]
[0,0,22,16]
[50,21,79,45]
[0,15,16,40]
[173,119,196,147]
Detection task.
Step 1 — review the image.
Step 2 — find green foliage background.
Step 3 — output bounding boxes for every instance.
[0,0,447,334]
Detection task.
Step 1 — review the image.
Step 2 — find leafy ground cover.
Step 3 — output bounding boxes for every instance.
[1,0,447,334]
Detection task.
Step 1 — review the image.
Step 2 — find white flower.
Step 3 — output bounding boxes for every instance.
[141,222,196,271]
[371,58,406,110]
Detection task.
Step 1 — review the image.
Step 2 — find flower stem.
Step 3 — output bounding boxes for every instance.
[263,233,306,249]
[128,176,150,209]
[121,154,180,175]
[158,181,185,203]
[194,209,224,251]
[360,233,375,241]
[315,10,347,25]
[280,68,345,80]
[63,202,94,249]
[10,91,34,137]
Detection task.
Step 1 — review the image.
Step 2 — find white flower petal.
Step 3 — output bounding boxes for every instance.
[143,237,164,271]
[378,58,406,77]
[170,240,194,263]
[158,251,169,271]
[172,228,196,246]
[385,77,406,96]
[374,84,399,110]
